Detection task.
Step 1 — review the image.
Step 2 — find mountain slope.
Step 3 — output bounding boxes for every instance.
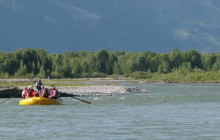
[1,0,220,53]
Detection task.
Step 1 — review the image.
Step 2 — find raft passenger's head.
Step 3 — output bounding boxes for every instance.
[27,86,32,90]
[38,78,41,83]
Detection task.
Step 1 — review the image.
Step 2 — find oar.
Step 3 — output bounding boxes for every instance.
[72,96,91,104]
[0,93,21,105]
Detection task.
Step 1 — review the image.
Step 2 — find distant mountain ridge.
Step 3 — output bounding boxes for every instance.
[1,0,220,53]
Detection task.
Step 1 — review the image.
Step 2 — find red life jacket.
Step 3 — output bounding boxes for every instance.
[25,89,34,97]
[49,90,54,96]
[32,91,38,97]
[41,89,44,97]
[24,89,29,98]
[49,89,58,97]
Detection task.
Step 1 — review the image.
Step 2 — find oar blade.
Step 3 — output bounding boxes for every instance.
[72,97,91,104]
[80,99,91,104]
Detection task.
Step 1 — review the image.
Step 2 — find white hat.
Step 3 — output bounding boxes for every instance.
[27,86,32,90]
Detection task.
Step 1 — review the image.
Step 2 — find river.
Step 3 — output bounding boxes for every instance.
[1,83,220,140]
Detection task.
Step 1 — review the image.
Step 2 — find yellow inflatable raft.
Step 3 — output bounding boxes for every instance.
[19,97,62,105]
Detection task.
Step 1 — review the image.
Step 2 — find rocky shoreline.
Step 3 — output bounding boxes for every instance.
[0,85,150,98]
[59,86,150,97]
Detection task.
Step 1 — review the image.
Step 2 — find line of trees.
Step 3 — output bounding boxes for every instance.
[0,48,220,79]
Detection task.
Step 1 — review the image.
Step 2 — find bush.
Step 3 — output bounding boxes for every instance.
[91,72,107,78]
[129,71,150,80]
[81,73,90,78]
[110,74,119,80]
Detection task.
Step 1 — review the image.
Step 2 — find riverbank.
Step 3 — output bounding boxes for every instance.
[1,77,220,98]
[0,78,151,98]
[1,77,220,86]
[59,86,150,96]
[0,85,150,98]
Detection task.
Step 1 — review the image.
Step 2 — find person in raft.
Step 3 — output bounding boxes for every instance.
[49,85,59,99]
[25,86,38,98]
[35,78,43,97]
[40,85,49,98]
[22,87,27,99]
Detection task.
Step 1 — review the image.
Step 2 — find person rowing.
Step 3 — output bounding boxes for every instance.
[40,85,49,98]
[49,85,59,99]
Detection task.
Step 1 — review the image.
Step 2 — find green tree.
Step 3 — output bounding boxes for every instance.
[202,53,216,71]
[158,61,169,74]
[38,66,46,78]
[169,49,181,69]
[188,50,202,69]
[212,56,220,71]
[96,49,109,73]
[14,60,27,77]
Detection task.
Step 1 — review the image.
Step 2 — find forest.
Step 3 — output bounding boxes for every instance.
[1,48,220,82]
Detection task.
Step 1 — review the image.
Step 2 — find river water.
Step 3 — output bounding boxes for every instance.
[1,83,220,140]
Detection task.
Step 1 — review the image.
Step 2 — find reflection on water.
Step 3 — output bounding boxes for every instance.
[1,83,220,140]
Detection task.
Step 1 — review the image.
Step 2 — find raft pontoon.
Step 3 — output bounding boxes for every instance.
[18,97,62,105]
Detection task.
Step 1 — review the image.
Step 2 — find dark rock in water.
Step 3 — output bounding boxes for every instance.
[0,87,21,98]
[125,87,150,93]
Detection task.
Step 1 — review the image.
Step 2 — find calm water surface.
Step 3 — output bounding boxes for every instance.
[1,83,220,140]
